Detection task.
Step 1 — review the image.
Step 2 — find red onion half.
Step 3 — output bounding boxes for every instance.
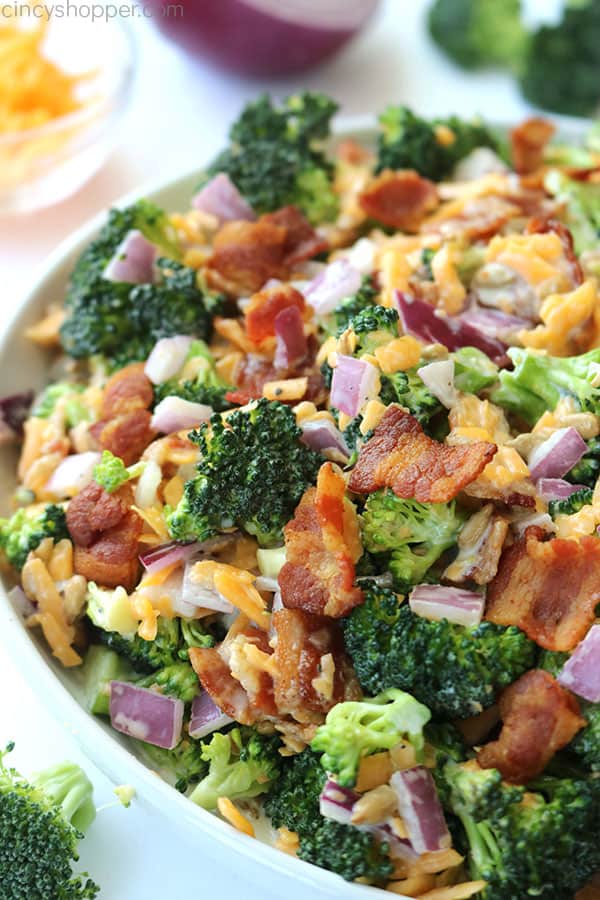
[110,681,184,750]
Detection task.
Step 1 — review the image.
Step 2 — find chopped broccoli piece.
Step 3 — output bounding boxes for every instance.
[82,644,133,716]
[263,748,393,884]
[96,616,215,673]
[136,661,199,703]
[60,200,212,364]
[332,276,379,334]
[190,727,281,810]
[548,487,593,519]
[428,0,527,71]
[492,347,600,426]
[205,92,338,224]
[443,761,600,898]
[343,582,536,720]
[376,106,499,181]
[0,743,99,899]
[347,304,400,355]
[153,339,233,413]
[0,504,68,571]
[452,347,499,394]
[93,450,145,494]
[379,368,443,427]
[33,383,88,427]
[361,490,464,589]
[565,436,600,488]
[311,688,430,787]
[545,168,600,256]
[138,738,208,793]
[167,399,321,547]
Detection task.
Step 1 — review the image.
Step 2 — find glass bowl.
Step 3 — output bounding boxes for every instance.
[0,14,136,215]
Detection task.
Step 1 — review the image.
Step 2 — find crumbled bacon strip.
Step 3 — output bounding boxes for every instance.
[91,363,156,466]
[245,284,306,344]
[359,169,439,231]
[101,363,154,418]
[511,117,555,175]
[477,670,585,784]
[486,526,600,651]
[527,216,584,286]
[262,205,328,268]
[348,406,496,503]
[279,463,364,618]
[189,646,256,724]
[271,608,360,723]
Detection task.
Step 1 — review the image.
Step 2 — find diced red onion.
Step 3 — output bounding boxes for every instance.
[409,584,484,628]
[140,540,202,575]
[536,478,588,502]
[0,390,33,437]
[274,304,308,369]
[395,292,508,364]
[417,359,457,408]
[558,625,600,702]
[8,585,35,618]
[144,335,194,384]
[452,147,509,181]
[268,589,283,639]
[254,575,279,592]
[459,307,529,342]
[45,451,101,498]
[110,681,184,749]
[300,418,350,460]
[330,354,379,417]
[319,779,359,825]
[135,460,162,508]
[151,396,213,433]
[103,230,157,284]
[192,172,256,223]
[528,428,587,481]
[370,823,419,863]
[182,561,235,614]
[305,259,362,315]
[188,691,234,739]
[344,238,376,275]
[390,767,451,855]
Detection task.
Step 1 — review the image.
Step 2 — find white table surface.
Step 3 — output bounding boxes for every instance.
[0,1,540,896]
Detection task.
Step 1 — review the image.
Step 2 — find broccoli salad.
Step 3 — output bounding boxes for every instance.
[4,93,600,899]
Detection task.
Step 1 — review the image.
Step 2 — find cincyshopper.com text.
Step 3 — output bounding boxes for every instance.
[1,2,184,21]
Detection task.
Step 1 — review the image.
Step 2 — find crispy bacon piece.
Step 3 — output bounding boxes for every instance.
[359,169,439,231]
[477,670,585,784]
[92,408,156,467]
[189,647,256,724]
[245,284,306,344]
[101,363,154,418]
[336,138,373,166]
[527,216,584,286]
[511,117,555,175]
[279,463,364,618]
[263,205,328,268]
[207,218,288,295]
[233,339,326,405]
[486,527,600,651]
[73,547,140,592]
[348,406,496,503]
[66,482,128,547]
[271,608,360,723]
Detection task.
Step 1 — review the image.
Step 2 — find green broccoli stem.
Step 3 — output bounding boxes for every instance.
[34,764,97,833]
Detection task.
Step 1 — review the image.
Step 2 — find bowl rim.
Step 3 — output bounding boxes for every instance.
[0,15,137,148]
[0,113,589,899]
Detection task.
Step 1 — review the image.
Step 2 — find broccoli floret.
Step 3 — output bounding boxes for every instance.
[347,305,400,355]
[491,347,600,426]
[544,169,600,256]
[361,490,463,589]
[332,276,378,334]
[343,583,536,720]
[311,688,431,787]
[379,368,443,427]
[135,661,199,703]
[263,748,393,884]
[33,383,88,427]
[205,92,338,224]
[428,0,527,71]
[0,743,99,900]
[61,200,212,364]
[0,504,68,571]
[167,399,321,547]
[138,737,208,793]
[548,487,593,519]
[93,450,145,494]
[565,436,600,488]
[153,339,233,412]
[376,106,499,181]
[190,727,281,810]
[444,761,600,899]
[97,617,188,673]
[452,347,499,394]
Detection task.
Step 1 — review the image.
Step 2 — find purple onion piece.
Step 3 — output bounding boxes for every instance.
[558,625,600,702]
[390,767,451,855]
[0,390,33,436]
[103,230,157,284]
[181,561,235,614]
[459,306,529,342]
[300,418,350,460]
[151,396,213,434]
[536,478,588,502]
[144,335,194,384]
[528,428,587,481]
[305,259,362,315]
[8,585,35,619]
[110,681,184,749]
[409,584,485,628]
[319,779,359,825]
[274,304,308,370]
[188,691,233,739]
[192,173,256,224]
[139,540,202,574]
[330,354,379,417]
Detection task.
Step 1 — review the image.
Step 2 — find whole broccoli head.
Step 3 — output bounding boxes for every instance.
[138,737,208,793]
[60,200,213,365]
[548,487,593,519]
[0,743,99,899]
[189,727,281,810]
[33,383,88,427]
[167,399,322,547]
[428,0,527,71]
[376,106,499,181]
[565,436,600,488]
[491,347,600,426]
[361,490,464,589]
[347,305,400,355]
[379,368,443,428]
[311,687,431,787]
[153,339,233,413]
[332,276,379,334]
[444,761,600,899]
[263,748,393,884]
[343,583,536,720]
[0,504,68,571]
[544,169,600,256]
[205,92,339,224]
[97,616,215,673]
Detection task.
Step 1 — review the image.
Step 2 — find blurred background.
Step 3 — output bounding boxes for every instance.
[0,0,595,896]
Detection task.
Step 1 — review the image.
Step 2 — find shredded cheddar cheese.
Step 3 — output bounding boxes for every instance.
[190,560,270,628]
[519,280,599,356]
[374,335,422,374]
[431,244,466,315]
[217,797,255,837]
